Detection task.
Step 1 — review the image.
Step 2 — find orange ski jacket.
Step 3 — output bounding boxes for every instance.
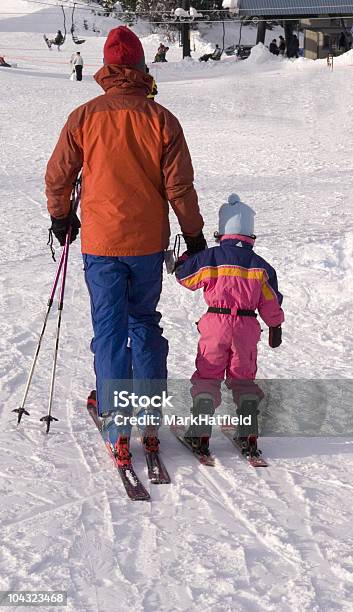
[45,65,203,256]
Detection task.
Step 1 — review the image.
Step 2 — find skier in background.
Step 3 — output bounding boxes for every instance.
[338,32,348,52]
[278,35,286,55]
[269,39,279,55]
[287,34,299,58]
[0,56,11,67]
[45,26,205,466]
[153,43,169,62]
[175,194,284,457]
[70,51,83,81]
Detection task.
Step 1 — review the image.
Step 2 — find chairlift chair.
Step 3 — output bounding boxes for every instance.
[71,3,86,45]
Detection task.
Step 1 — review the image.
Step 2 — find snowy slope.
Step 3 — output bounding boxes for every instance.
[1,3,353,611]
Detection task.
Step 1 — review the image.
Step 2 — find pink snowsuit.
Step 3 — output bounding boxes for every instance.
[176,234,284,406]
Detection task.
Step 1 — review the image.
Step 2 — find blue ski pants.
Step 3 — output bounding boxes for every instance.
[83,253,168,422]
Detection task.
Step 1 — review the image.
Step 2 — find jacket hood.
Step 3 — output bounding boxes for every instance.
[94,64,153,96]
[220,235,255,249]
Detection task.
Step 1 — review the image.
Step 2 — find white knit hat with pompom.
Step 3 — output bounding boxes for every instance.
[218,193,255,236]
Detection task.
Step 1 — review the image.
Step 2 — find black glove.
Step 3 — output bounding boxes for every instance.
[183,231,207,255]
[50,213,81,247]
[269,325,282,348]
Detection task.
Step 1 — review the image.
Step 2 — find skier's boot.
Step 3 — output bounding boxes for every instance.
[114,435,132,468]
[184,393,215,454]
[187,435,211,457]
[87,390,132,466]
[101,411,132,466]
[235,394,261,457]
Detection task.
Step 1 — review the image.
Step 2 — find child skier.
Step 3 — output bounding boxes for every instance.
[175,194,284,458]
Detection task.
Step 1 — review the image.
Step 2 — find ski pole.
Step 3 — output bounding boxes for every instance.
[14,175,81,427]
[13,247,66,425]
[40,227,71,434]
[39,175,81,433]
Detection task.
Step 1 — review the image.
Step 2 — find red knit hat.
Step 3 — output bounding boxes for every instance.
[104,26,145,67]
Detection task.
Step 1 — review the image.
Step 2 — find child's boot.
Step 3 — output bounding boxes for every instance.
[184,393,215,455]
[235,394,261,457]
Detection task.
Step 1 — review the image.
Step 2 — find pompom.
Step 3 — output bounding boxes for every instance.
[228,193,241,205]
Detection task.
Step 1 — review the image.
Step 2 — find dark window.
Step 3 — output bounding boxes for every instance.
[323,35,330,49]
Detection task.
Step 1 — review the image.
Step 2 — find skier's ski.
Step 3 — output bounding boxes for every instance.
[143,446,171,484]
[170,425,215,466]
[221,426,268,467]
[87,399,151,501]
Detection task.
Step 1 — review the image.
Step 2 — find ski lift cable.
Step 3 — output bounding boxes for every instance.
[4,11,352,21]
[120,15,353,24]
[14,0,94,11]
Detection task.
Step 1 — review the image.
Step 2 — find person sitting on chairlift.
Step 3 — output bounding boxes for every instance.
[199,44,222,62]
[44,30,65,50]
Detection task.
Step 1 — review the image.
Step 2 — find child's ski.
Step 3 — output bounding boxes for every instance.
[143,446,171,484]
[170,425,215,466]
[221,426,268,467]
[87,397,151,501]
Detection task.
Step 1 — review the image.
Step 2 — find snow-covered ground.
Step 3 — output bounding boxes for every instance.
[1,2,353,611]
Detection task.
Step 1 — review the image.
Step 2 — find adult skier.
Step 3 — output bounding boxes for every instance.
[338,32,348,52]
[153,43,169,62]
[70,51,83,81]
[278,35,286,55]
[175,194,284,457]
[287,34,299,58]
[45,26,205,465]
[269,39,279,56]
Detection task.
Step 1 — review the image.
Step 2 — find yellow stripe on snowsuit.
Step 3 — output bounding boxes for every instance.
[261,281,275,301]
[181,265,276,301]
[181,265,257,284]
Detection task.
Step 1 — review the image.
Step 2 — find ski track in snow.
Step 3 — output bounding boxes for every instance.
[1,13,353,612]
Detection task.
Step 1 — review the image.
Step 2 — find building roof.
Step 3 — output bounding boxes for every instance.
[238,0,353,16]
